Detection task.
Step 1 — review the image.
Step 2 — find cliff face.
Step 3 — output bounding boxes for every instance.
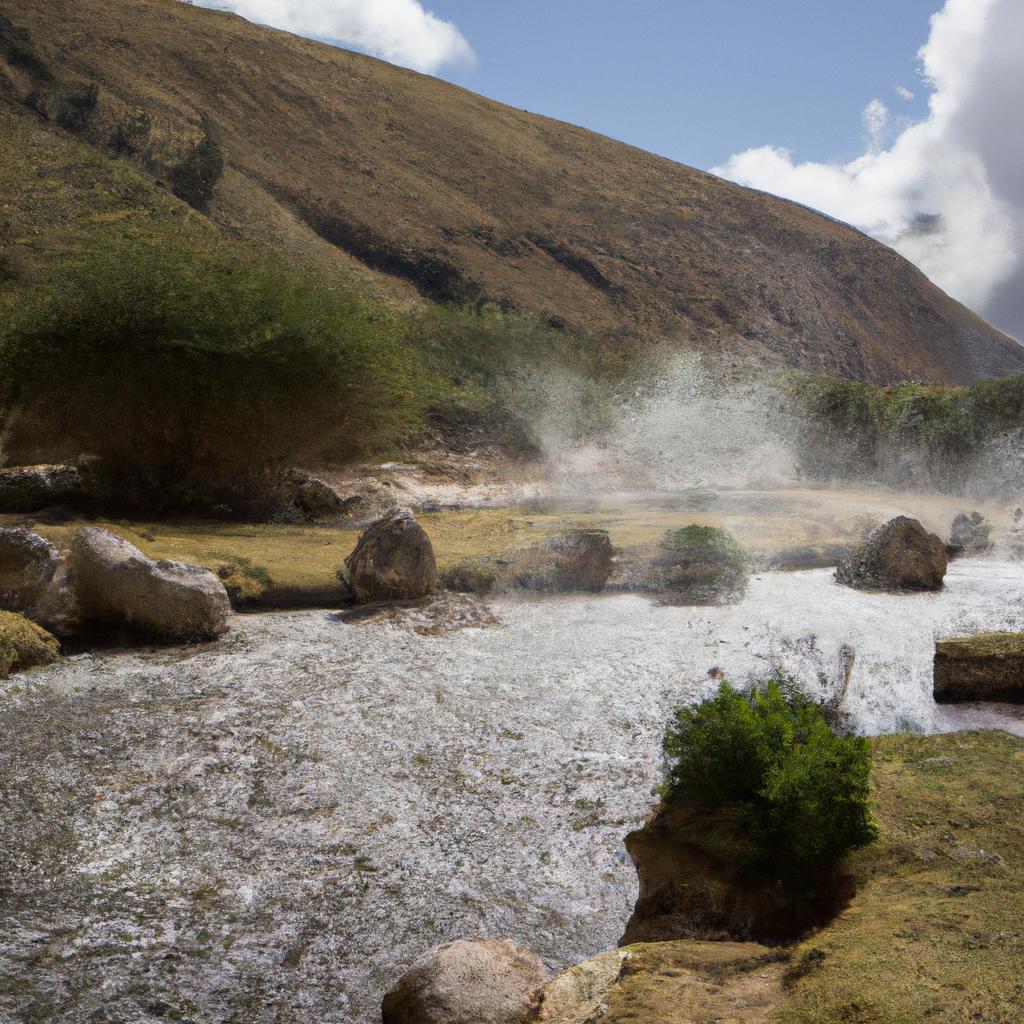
[2,0,1023,384]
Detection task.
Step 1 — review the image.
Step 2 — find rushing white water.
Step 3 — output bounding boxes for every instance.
[2,558,1022,1023]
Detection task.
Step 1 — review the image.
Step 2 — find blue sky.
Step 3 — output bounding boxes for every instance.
[421,0,939,171]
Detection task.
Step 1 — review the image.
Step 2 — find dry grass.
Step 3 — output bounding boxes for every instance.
[774,731,1024,1023]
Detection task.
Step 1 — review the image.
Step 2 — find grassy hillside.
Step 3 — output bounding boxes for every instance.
[1,0,1022,386]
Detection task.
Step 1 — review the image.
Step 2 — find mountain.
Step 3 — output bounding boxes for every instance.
[1,0,1022,386]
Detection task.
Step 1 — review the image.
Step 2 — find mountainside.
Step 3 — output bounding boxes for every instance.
[2,0,1023,385]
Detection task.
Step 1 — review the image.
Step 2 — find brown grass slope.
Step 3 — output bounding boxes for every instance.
[2,0,1022,385]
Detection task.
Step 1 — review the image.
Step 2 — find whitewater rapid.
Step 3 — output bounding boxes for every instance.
[2,558,1022,1023]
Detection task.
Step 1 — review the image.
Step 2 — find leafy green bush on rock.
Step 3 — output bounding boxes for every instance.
[662,681,877,883]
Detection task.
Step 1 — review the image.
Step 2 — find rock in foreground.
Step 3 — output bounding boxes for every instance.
[836,516,947,592]
[0,609,61,677]
[344,508,437,603]
[70,528,230,642]
[934,632,1024,704]
[382,938,545,1024]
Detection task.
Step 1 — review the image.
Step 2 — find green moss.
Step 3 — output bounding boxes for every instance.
[936,632,1024,659]
[0,609,60,677]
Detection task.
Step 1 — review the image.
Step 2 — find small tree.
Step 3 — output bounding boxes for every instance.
[0,239,423,515]
[662,681,877,884]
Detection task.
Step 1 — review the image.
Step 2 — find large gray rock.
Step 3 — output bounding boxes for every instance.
[382,938,546,1024]
[836,516,947,592]
[70,528,230,642]
[343,508,437,603]
[0,528,62,614]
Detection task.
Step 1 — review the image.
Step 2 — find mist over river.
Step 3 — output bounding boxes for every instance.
[2,552,1023,1023]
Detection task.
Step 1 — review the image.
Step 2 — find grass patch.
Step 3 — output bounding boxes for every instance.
[774,731,1024,1023]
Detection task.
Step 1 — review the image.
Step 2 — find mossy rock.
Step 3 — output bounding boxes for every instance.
[0,609,61,678]
[934,632,1024,703]
[653,525,749,605]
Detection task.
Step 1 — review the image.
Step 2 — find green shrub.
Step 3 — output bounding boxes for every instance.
[662,681,877,884]
[0,238,424,515]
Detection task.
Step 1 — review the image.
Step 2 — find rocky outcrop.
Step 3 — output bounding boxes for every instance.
[835,516,947,592]
[0,528,62,615]
[444,529,614,595]
[949,512,992,555]
[0,609,61,677]
[343,508,437,603]
[382,938,546,1024]
[934,632,1024,703]
[0,528,79,634]
[70,528,230,642]
[277,469,346,522]
[620,803,850,946]
[0,463,89,513]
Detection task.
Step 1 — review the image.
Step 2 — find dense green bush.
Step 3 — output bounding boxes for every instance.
[662,681,877,883]
[0,239,423,514]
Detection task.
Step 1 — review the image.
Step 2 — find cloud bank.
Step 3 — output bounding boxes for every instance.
[188,0,474,74]
[714,0,1024,341]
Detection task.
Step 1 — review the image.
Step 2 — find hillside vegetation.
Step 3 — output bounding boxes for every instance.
[1,0,1022,387]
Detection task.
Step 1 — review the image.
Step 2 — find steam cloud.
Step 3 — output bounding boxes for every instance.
[186,0,474,74]
[714,0,1024,342]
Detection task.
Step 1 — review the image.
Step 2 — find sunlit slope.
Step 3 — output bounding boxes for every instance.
[2,0,1023,384]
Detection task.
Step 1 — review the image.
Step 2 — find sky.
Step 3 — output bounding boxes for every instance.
[189,1,1023,342]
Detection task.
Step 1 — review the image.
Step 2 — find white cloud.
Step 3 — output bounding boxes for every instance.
[714,0,1024,341]
[895,84,916,101]
[862,98,889,152]
[187,0,474,74]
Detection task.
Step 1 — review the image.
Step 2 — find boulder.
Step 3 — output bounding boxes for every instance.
[343,508,437,603]
[835,516,947,592]
[443,530,614,595]
[70,528,230,642]
[278,469,346,522]
[0,528,62,614]
[949,512,992,555]
[382,938,546,1024]
[934,632,1024,703]
[0,464,88,513]
[0,609,61,678]
[649,525,749,605]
